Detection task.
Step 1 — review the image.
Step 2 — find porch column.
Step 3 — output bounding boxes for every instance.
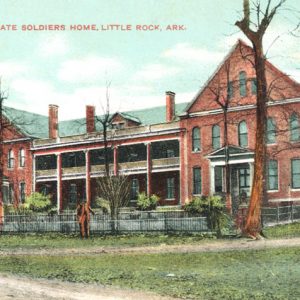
[32,155,36,193]
[249,162,254,192]
[85,150,91,207]
[113,146,118,176]
[210,164,215,194]
[146,142,152,196]
[57,153,62,213]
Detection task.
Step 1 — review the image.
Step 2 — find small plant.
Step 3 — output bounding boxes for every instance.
[183,197,205,214]
[95,197,111,214]
[23,192,52,212]
[136,192,159,211]
[184,195,230,236]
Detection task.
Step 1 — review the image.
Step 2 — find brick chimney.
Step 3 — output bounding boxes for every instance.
[86,105,95,133]
[48,104,59,139]
[166,91,175,122]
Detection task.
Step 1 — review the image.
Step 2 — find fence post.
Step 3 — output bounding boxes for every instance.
[277,206,279,224]
[291,202,294,223]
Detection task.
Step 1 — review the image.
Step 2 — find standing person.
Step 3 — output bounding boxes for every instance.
[76,201,95,238]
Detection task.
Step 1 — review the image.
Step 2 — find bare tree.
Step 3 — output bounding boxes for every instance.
[235,0,290,238]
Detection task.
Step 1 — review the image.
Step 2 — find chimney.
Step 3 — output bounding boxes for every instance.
[86,105,95,133]
[166,91,175,122]
[48,104,59,139]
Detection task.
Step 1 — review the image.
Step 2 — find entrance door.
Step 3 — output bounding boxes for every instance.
[231,164,250,214]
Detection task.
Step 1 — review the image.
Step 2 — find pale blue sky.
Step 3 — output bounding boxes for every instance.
[0,0,299,119]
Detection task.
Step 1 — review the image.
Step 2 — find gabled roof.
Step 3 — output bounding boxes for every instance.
[111,112,141,124]
[207,145,254,162]
[4,102,188,139]
[184,39,300,114]
[3,106,49,139]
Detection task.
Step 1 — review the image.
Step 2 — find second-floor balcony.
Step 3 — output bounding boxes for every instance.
[34,140,180,180]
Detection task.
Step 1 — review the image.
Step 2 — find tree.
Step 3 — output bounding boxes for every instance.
[235,0,289,238]
[95,83,131,231]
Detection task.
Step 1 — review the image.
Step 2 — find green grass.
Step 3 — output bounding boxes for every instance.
[0,232,215,250]
[264,222,300,238]
[0,247,299,299]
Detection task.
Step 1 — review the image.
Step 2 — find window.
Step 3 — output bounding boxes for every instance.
[268,160,278,190]
[239,168,250,189]
[69,184,77,203]
[36,155,57,170]
[62,151,85,168]
[267,118,276,144]
[192,127,201,152]
[40,184,50,196]
[239,71,247,97]
[20,182,26,203]
[8,184,14,204]
[214,166,223,193]
[238,121,248,147]
[166,149,175,158]
[166,177,175,199]
[19,148,25,167]
[290,113,300,141]
[151,140,179,159]
[291,159,300,189]
[130,179,139,200]
[250,78,257,95]
[227,81,234,99]
[111,122,125,130]
[193,167,202,195]
[212,125,220,149]
[8,149,14,168]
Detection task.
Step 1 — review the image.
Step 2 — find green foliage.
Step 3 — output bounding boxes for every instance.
[94,198,111,214]
[184,195,230,235]
[136,192,159,211]
[264,222,300,238]
[23,192,52,212]
[183,197,204,214]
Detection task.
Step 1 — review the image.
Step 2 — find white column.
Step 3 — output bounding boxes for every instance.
[249,162,254,192]
[210,164,215,195]
[32,155,36,193]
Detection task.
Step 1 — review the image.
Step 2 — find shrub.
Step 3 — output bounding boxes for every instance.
[95,197,111,214]
[183,196,204,214]
[136,193,159,211]
[184,195,229,236]
[23,192,52,212]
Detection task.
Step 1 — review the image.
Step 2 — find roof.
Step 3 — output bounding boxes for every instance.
[3,106,49,139]
[4,102,188,139]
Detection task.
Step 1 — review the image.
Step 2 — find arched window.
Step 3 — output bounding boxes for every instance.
[8,149,14,168]
[239,71,247,97]
[267,118,276,144]
[238,121,248,147]
[290,113,300,141]
[19,148,25,167]
[192,127,201,152]
[212,125,220,149]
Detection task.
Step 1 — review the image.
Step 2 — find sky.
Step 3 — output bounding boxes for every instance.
[0,0,299,120]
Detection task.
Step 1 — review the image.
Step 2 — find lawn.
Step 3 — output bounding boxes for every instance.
[264,222,300,238]
[0,232,215,250]
[0,247,299,299]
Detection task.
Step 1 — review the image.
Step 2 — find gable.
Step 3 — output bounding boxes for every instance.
[186,40,300,114]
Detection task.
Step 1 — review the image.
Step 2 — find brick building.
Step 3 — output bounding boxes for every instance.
[2,40,300,213]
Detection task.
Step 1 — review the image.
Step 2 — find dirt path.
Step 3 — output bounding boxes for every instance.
[0,274,178,300]
[0,237,299,257]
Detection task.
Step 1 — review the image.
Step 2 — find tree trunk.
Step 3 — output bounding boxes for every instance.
[244,41,267,237]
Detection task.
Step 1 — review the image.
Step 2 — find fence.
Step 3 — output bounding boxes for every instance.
[0,211,208,234]
[261,204,300,226]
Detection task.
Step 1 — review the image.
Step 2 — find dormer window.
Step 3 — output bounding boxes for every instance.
[111,122,125,130]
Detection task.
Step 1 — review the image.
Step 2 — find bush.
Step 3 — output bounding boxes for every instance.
[184,195,229,236]
[23,192,52,212]
[136,193,159,211]
[94,198,111,214]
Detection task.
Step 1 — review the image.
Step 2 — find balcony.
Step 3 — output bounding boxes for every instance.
[152,157,180,171]
[36,169,57,179]
[119,161,147,173]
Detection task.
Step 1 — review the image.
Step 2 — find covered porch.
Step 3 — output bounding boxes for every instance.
[207,146,254,214]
